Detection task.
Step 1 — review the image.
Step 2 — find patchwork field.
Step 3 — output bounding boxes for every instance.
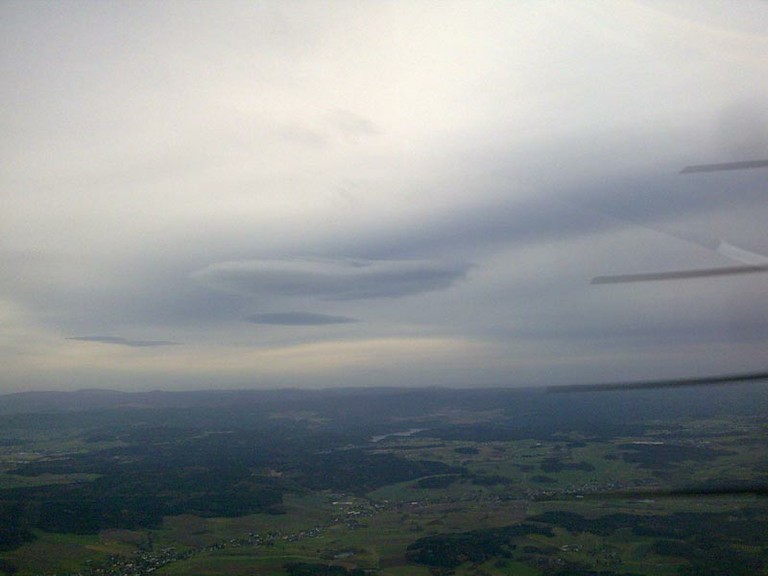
[1,386,766,575]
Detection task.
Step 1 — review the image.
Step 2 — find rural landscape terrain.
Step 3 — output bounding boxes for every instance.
[3,4,767,576]
[1,383,767,576]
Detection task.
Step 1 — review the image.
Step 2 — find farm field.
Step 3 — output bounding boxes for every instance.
[1,385,767,576]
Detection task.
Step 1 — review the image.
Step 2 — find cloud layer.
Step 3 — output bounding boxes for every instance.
[192,259,469,300]
[66,336,178,348]
[246,312,358,326]
[1,1,767,392]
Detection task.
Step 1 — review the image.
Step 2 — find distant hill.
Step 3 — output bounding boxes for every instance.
[0,388,318,415]
[1,383,767,424]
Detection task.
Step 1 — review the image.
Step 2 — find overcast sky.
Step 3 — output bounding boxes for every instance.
[2,1,767,393]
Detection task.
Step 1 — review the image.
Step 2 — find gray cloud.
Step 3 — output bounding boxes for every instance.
[326,109,379,137]
[246,312,358,326]
[330,130,768,262]
[191,258,469,300]
[680,159,768,174]
[2,2,767,392]
[67,336,178,348]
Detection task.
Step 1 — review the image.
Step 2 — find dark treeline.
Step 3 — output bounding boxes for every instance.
[0,416,455,544]
[406,507,768,574]
[406,524,553,568]
[616,443,733,468]
[527,507,768,576]
[539,458,595,473]
[1,459,283,535]
[284,562,364,576]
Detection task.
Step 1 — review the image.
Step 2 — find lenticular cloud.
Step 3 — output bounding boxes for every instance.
[191,258,469,300]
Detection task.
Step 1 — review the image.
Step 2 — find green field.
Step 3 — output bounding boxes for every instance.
[1,388,767,576]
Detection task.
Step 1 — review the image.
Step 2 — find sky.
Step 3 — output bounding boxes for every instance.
[2,1,767,393]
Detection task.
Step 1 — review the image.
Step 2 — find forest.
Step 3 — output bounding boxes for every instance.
[0,384,766,576]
